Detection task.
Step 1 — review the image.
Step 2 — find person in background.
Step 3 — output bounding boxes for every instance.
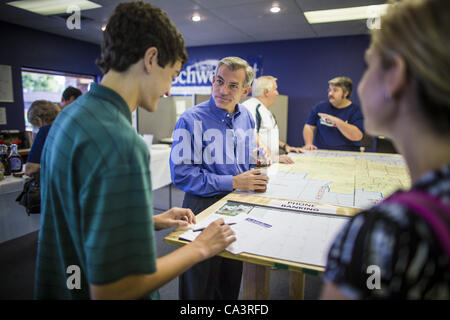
[321,0,450,299]
[303,76,364,151]
[35,1,235,300]
[242,76,302,164]
[170,56,269,299]
[25,100,60,176]
[60,86,82,109]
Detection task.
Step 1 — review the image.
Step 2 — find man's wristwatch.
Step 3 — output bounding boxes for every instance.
[282,143,288,152]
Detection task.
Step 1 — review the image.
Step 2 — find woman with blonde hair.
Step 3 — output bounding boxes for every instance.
[321,0,450,299]
[25,100,60,176]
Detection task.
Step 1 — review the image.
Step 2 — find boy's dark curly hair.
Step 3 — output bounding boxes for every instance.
[96,1,188,74]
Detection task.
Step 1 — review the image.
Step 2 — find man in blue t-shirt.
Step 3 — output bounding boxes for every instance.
[303,77,364,151]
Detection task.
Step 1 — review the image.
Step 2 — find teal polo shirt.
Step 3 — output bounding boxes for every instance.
[35,83,159,299]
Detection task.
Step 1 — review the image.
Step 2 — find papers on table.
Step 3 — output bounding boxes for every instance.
[179,201,350,267]
[179,202,251,242]
[238,150,411,209]
[267,199,337,215]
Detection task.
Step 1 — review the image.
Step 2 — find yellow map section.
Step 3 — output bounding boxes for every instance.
[355,159,411,196]
[274,154,411,198]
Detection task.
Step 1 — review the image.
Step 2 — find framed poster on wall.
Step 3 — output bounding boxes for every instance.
[0,65,13,102]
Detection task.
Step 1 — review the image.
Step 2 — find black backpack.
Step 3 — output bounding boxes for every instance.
[16,172,41,215]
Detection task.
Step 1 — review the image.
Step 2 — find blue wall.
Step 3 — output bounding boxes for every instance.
[187,35,370,147]
[0,20,369,147]
[0,21,101,131]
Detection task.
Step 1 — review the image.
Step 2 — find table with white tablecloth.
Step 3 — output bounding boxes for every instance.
[0,175,40,243]
[149,146,171,190]
[0,144,173,243]
[0,175,25,195]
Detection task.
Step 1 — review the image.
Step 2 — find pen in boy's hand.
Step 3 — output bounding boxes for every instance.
[192,222,237,232]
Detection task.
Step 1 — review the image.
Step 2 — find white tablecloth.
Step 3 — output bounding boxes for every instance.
[0,176,37,243]
[0,146,172,196]
[0,175,26,195]
[149,146,172,190]
[0,145,172,243]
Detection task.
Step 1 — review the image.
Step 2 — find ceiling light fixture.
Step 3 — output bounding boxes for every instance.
[191,14,201,22]
[7,0,102,16]
[304,4,389,24]
[270,5,281,13]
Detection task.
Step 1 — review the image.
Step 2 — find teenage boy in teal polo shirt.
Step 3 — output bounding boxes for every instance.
[34,1,236,300]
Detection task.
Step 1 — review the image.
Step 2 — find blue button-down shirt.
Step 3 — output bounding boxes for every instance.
[170,97,256,197]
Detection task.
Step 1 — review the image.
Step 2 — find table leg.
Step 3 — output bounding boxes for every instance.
[289,271,305,300]
[242,262,270,300]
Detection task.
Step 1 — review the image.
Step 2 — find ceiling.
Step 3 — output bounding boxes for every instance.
[0,0,385,47]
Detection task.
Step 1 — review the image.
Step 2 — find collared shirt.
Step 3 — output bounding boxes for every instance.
[170,97,256,197]
[35,83,158,299]
[242,97,280,157]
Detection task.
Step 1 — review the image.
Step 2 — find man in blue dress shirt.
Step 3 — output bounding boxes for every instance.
[170,56,269,299]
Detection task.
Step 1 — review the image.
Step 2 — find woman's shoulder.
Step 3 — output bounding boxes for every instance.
[37,125,52,136]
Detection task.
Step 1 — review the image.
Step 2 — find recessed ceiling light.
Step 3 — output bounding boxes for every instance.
[7,0,102,16]
[270,6,281,13]
[304,4,389,24]
[191,14,201,22]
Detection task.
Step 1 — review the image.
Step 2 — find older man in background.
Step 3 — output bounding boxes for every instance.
[243,75,302,163]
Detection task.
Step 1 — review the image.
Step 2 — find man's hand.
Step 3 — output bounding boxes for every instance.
[303,144,318,150]
[191,218,236,259]
[318,113,343,127]
[233,169,269,191]
[279,154,294,164]
[285,145,302,153]
[253,147,273,165]
[90,218,235,300]
[153,207,196,230]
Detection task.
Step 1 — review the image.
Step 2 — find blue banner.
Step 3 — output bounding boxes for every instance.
[171,56,263,96]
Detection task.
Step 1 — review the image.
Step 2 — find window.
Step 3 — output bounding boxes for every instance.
[21,67,95,131]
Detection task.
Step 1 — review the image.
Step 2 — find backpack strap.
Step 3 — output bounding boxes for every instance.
[255,103,262,133]
[385,190,450,262]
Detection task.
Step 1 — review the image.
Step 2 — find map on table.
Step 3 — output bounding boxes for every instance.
[241,150,411,209]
